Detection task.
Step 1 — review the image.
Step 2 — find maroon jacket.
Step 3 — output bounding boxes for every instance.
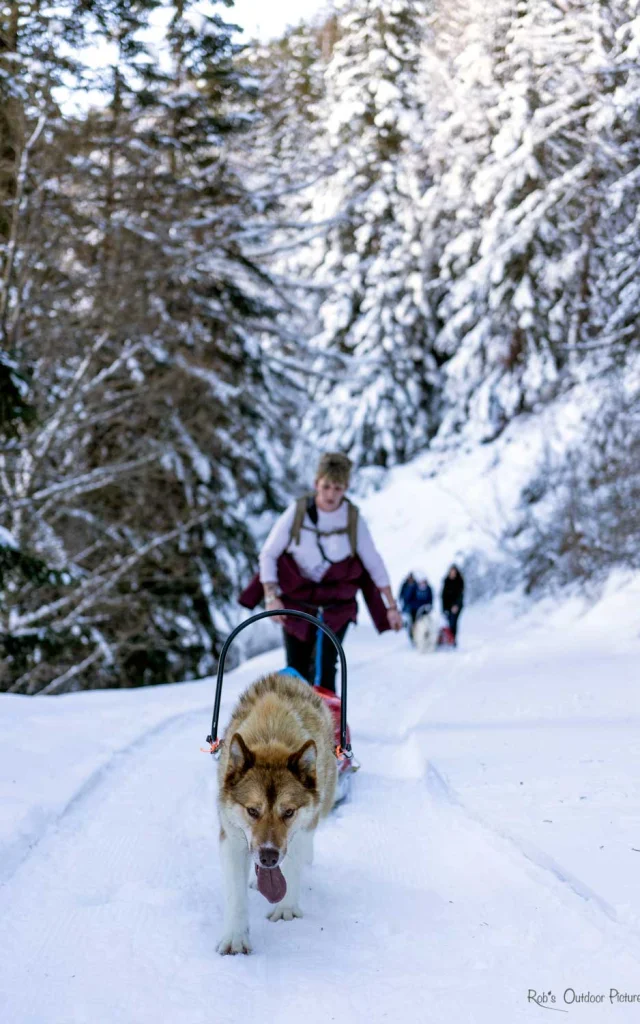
[239,553,390,642]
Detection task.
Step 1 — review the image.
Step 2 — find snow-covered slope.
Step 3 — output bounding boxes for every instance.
[356,399,580,598]
[1,573,639,1022]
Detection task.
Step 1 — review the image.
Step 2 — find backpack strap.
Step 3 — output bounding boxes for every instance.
[289,494,314,546]
[346,499,359,556]
[289,494,359,557]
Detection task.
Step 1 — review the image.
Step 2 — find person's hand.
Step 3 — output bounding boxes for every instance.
[452,605,459,613]
[265,595,286,626]
[387,607,403,631]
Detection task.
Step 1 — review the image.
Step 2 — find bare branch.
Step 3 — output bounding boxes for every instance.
[0,454,158,515]
[37,647,103,696]
[81,342,142,395]
[50,508,216,631]
[31,333,109,466]
[0,113,47,344]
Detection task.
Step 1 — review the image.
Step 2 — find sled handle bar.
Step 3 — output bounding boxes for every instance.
[206,608,352,758]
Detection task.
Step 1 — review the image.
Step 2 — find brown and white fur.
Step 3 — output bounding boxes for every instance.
[412,606,438,653]
[216,672,337,955]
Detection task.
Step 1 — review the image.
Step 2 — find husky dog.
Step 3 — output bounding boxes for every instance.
[412,606,437,653]
[216,673,337,955]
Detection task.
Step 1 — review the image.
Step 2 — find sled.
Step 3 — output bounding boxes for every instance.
[204,609,358,806]
[316,685,358,804]
[436,622,456,649]
[278,666,358,804]
[411,608,456,653]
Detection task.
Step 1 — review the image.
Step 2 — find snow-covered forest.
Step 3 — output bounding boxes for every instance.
[1,0,639,694]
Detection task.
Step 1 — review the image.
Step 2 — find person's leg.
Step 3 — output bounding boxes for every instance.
[450,610,460,641]
[317,622,349,693]
[283,630,314,683]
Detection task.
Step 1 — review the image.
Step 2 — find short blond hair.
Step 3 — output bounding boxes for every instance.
[315,452,352,487]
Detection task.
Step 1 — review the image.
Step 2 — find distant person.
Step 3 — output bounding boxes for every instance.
[239,452,402,692]
[441,565,464,643]
[405,575,433,625]
[398,572,416,613]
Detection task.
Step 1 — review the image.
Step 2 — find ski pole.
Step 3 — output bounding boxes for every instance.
[314,606,324,688]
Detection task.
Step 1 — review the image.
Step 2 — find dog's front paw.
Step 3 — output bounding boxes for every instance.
[216,930,252,955]
[267,904,303,923]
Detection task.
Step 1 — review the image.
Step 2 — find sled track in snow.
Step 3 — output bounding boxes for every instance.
[423,758,640,955]
[352,642,640,955]
[1,641,394,890]
[1,701,212,889]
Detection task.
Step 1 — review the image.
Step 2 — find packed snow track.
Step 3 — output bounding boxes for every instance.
[1,595,639,1023]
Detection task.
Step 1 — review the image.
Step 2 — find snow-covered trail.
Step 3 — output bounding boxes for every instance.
[1,594,640,1023]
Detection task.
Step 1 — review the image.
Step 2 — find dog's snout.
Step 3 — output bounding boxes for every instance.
[258,846,280,868]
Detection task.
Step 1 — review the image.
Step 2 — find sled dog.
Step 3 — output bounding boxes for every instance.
[216,672,337,955]
[412,606,437,653]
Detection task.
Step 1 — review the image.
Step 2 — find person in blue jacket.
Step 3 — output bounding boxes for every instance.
[399,572,416,612]
[404,575,433,625]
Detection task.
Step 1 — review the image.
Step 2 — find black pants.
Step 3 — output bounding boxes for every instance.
[283,622,349,693]
[445,608,461,640]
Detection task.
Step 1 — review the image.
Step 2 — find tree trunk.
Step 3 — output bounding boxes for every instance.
[0,2,24,242]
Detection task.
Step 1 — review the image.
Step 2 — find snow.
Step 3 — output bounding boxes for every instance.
[231,0,326,41]
[2,403,640,1020]
[0,525,18,549]
[1,567,640,1020]
[355,401,577,597]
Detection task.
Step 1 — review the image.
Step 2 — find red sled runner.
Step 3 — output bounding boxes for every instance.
[436,623,456,649]
[279,669,358,804]
[317,686,357,803]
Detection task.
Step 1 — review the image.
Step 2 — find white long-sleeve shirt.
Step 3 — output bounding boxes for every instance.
[259,501,391,588]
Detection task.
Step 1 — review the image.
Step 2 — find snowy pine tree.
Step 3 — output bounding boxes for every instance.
[3,0,640,691]
[301,0,440,468]
[430,0,640,441]
[0,1,298,693]
[591,1,640,369]
[242,22,326,185]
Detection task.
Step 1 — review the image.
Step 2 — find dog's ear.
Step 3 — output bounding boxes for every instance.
[287,740,317,789]
[227,733,255,777]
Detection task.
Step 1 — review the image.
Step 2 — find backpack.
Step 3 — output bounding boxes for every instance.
[289,494,359,560]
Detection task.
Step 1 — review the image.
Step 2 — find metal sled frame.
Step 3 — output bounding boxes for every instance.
[206,608,354,762]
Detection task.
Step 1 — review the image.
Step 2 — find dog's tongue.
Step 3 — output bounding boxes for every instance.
[255,864,287,904]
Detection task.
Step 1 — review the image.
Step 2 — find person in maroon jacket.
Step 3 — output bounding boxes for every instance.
[239,452,402,692]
